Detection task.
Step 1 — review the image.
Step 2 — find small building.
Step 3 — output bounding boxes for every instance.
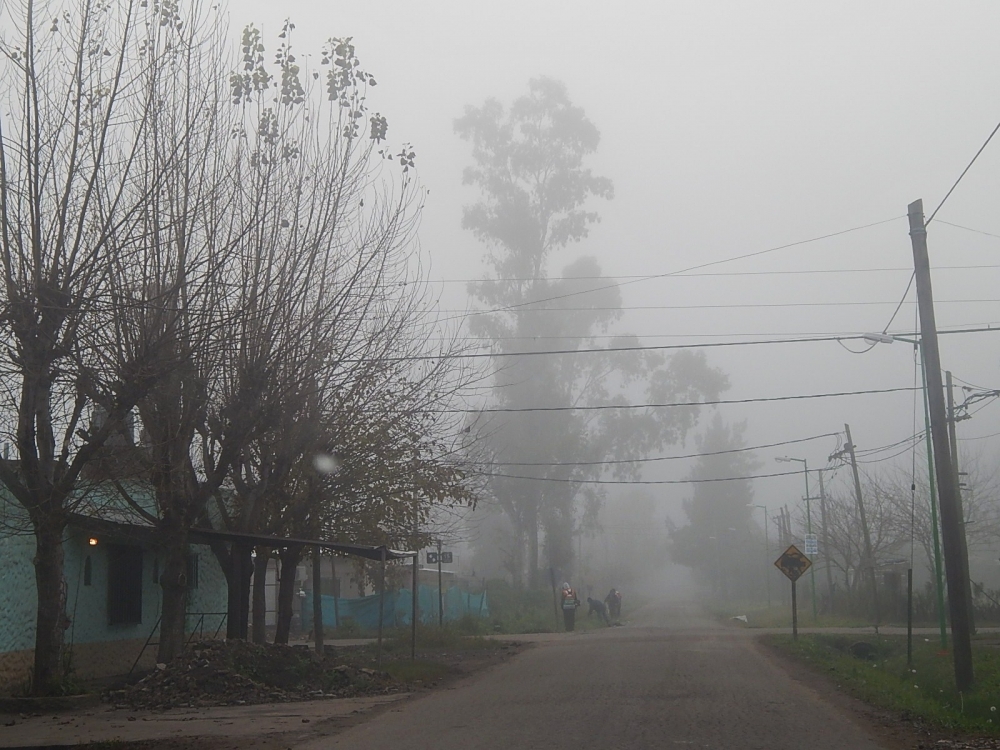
[0,493,227,692]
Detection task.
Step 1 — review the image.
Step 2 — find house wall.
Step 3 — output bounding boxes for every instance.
[0,511,228,692]
[0,526,36,690]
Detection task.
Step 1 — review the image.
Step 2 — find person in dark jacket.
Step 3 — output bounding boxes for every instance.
[587,596,611,625]
[605,588,622,620]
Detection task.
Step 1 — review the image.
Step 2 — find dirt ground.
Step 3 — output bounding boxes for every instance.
[0,640,522,749]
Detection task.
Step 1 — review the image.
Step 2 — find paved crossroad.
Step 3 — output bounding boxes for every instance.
[303,602,886,750]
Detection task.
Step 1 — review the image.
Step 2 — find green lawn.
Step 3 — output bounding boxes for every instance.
[763,633,1000,733]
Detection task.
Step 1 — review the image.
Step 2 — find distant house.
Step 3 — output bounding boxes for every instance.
[0,489,227,693]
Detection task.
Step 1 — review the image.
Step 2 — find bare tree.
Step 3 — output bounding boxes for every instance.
[0,0,221,693]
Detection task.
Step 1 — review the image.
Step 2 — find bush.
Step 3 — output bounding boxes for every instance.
[483,580,560,634]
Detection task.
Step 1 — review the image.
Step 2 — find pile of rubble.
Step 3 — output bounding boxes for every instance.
[107,640,401,710]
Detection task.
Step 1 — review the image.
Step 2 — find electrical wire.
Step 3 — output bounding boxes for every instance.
[951,373,993,392]
[438,386,919,414]
[935,220,1000,241]
[960,430,1000,442]
[488,431,841,467]
[857,443,925,465]
[361,324,1000,363]
[476,469,803,485]
[439,215,904,323]
[433,263,1000,284]
[855,430,924,457]
[442,297,1000,313]
[925,117,1000,226]
[428,321,1000,342]
[881,271,916,335]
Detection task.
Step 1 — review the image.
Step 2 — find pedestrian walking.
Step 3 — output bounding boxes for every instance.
[561,582,580,631]
[605,588,622,620]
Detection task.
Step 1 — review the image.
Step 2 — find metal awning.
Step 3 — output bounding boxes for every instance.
[67,513,416,561]
[187,527,416,561]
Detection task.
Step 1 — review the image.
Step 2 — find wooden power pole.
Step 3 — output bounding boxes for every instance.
[947,370,976,635]
[844,424,879,631]
[817,470,836,611]
[908,199,974,691]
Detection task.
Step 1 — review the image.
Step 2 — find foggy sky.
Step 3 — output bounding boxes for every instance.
[233,0,1000,518]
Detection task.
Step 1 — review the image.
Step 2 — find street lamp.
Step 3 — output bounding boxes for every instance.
[863,332,947,648]
[775,456,817,620]
[749,504,771,608]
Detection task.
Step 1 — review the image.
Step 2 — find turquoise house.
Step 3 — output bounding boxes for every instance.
[0,491,228,692]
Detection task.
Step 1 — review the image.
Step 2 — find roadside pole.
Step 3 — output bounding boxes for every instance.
[907,568,913,667]
[791,580,798,641]
[844,424,880,632]
[775,545,811,642]
[549,567,561,631]
[437,541,444,628]
[411,552,418,661]
[920,350,948,648]
[377,547,386,669]
[331,556,340,629]
[908,199,974,691]
[947,370,976,635]
[817,470,836,612]
[312,547,324,655]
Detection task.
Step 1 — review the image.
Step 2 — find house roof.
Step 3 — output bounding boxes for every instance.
[67,512,415,562]
[187,527,416,562]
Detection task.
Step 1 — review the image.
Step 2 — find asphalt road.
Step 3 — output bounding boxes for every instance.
[303,601,887,750]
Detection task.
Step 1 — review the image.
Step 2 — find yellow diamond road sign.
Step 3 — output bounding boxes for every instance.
[774,544,812,582]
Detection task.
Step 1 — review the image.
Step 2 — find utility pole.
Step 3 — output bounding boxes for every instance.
[844,424,880,631]
[947,370,976,634]
[312,547,324,655]
[751,505,771,608]
[908,199,974,691]
[817,470,836,613]
[437,540,444,627]
[921,345,948,648]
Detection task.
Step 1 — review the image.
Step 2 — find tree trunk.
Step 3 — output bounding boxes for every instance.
[31,520,69,695]
[252,548,269,644]
[274,545,303,644]
[156,523,190,664]
[225,543,253,640]
[527,499,539,589]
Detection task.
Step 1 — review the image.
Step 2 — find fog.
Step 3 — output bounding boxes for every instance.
[233,1,1000,600]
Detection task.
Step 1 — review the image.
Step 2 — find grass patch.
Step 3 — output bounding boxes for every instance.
[736,605,871,629]
[764,633,1000,733]
[379,624,497,654]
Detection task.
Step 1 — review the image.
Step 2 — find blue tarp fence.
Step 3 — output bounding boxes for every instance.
[302,585,489,630]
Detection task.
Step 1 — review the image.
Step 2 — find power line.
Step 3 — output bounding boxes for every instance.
[858,443,925,465]
[936,221,1000,241]
[440,386,919,414]
[364,324,1000,363]
[960,430,1000,442]
[433,263,1000,284]
[881,271,916,335]
[926,117,1000,226]
[445,298,1000,313]
[478,469,804,485]
[427,322,1000,343]
[490,431,841,467]
[439,215,904,323]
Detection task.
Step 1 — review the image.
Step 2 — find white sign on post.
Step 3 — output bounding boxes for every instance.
[804,534,818,556]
